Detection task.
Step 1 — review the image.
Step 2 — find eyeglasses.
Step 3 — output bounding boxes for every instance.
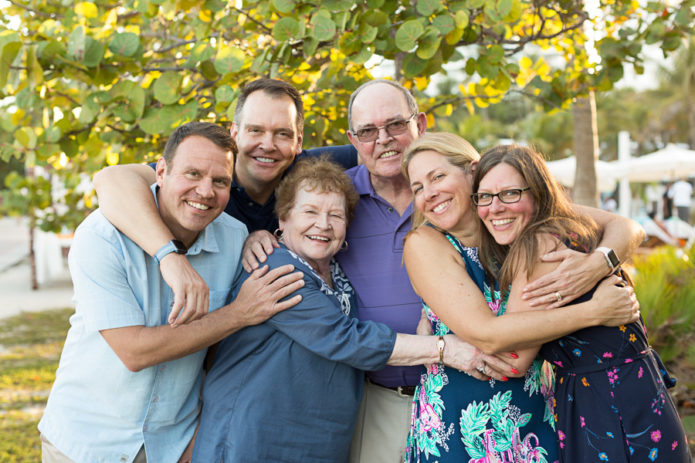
[471,188,530,206]
[351,114,417,142]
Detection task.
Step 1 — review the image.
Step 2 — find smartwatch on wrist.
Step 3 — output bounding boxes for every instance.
[595,246,620,273]
[153,239,187,264]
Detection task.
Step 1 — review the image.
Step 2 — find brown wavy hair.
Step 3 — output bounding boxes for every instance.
[473,144,600,294]
[275,156,359,225]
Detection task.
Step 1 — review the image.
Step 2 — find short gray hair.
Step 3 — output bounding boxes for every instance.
[347,79,419,131]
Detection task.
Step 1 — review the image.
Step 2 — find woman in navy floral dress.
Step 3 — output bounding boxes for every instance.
[472,144,689,462]
[402,133,644,462]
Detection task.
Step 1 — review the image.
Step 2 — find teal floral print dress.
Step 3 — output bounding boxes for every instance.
[404,235,559,463]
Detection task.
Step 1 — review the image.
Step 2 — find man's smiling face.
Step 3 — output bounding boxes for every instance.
[231,90,303,196]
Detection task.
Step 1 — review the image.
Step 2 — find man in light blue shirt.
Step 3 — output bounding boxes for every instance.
[38,122,304,463]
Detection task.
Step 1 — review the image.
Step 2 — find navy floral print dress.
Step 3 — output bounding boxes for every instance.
[540,246,690,461]
[405,235,559,463]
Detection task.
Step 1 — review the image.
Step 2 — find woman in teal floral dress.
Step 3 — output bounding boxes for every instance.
[402,133,643,462]
[407,235,557,462]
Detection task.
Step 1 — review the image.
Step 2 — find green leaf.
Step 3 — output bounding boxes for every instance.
[186,42,215,66]
[67,26,87,61]
[674,7,691,26]
[15,127,37,149]
[213,46,245,75]
[15,88,39,110]
[417,0,443,16]
[215,85,237,103]
[487,44,504,63]
[401,53,427,77]
[323,0,353,10]
[366,0,384,7]
[272,0,295,14]
[78,93,101,124]
[0,40,22,87]
[273,17,300,41]
[81,36,104,67]
[395,20,424,52]
[467,0,485,8]
[416,29,441,60]
[311,15,337,41]
[36,143,61,159]
[362,10,389,27]
[359,24,378,43]
[302,37,319,56]
[497,0,513,18]
[44,126,62,143]
[153,71,182,105]
[113,86,145,122]
[351,46,373,64]
[108,32,140,57]
[432,14,455,35]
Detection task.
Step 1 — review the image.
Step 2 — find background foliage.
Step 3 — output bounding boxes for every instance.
[1,0,694,231]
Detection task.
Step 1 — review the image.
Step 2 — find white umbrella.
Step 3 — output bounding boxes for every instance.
[545,156,618,193]
[613,144,695,183]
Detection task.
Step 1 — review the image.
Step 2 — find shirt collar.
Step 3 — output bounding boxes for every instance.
[351,164,376,197]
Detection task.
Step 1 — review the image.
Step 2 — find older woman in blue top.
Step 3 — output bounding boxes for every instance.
[191,156,497,463]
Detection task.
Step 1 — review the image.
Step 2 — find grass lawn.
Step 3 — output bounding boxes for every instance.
[0,308,693,459]
[0,309,72,463]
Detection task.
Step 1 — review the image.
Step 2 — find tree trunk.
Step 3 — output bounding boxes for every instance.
[29,223,38,290]
[572,91,600,207]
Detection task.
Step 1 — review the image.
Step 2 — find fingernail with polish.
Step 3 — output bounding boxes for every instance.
[510,352,519,359]
[511,368,519,374]
[501,376,509,382]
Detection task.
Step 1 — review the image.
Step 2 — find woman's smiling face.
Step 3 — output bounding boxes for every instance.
[407,149,477,236]
[476,162,535,245]
[278,185,347,274]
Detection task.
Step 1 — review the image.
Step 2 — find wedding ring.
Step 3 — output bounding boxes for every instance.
[555,291,562,302]
[477,363,486,374]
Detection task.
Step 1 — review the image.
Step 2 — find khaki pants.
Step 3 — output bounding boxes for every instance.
[349,380,414,463]
[41,434,146,463]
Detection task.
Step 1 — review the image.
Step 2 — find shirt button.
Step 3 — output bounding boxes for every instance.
[152,396,158,403]
[388,207,394,212]
[248,202,253,206]
[143,425,148,431]
[160,365,166,372]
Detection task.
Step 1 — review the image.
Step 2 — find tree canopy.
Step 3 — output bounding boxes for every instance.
[1,0,693,231]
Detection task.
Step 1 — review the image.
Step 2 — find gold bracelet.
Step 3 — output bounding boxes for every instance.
[437,336,446,364]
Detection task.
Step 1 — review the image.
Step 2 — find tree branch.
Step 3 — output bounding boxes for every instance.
[7,0,61,18]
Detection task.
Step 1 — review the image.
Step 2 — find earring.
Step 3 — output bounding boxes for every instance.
[274,229,283,240]
[340,240,349,251]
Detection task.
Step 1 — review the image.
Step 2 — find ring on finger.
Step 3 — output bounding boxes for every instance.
[476,363,486,374]
[554,291,562,302]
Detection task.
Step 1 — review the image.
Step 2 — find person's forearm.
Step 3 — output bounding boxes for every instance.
[468,299,605,354]
[93,164,172,255]
[386,333,439,366]
[100,301,250,372]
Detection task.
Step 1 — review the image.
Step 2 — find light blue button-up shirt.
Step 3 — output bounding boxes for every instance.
[39,184,247,463]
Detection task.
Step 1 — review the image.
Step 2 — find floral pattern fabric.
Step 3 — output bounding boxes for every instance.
[540,265,690,461]
[404,235,558,463]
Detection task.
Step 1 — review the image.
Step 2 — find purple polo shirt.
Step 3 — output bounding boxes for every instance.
[336,164,422,388]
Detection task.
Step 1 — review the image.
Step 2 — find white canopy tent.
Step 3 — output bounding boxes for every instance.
[612,143,695,183]
[545,156,618,193]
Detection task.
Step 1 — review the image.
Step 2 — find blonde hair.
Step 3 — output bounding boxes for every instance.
[402,132,480,231]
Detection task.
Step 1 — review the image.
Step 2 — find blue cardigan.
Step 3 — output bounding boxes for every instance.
[192,245,396,463]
